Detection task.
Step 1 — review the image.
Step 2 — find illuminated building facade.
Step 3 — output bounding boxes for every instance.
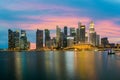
[89,21,97,46]
[14,30,20,50]
[45,29,51,48]
[56,26,61,47]
[80,25,85,43]
[20,30,27,50]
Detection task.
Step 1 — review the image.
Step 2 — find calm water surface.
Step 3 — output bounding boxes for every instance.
[0,51,120,80]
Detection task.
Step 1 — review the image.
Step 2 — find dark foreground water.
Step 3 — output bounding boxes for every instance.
[0,51,120,80]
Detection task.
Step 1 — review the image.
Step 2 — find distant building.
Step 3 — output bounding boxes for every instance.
[56,26,61,47]
[109,43,115,48]
[80,25,85,43]
[14,30,20,50]
[51,37,56,47]
[101,37,109,48]
[27,41,30,50]
[8,29,15,50]
[96,34,100,47]
[20,30,27,50]
[63,26,68,47]
[60,32,64,48]
[85,32,88,43]
[76,28,80,43]
[36,29,43,49]
[45,29,51,48]
[64,26,68,36]
[70,27,76,44]
[89,21,98,46]
[63,36,67,48]
[67,37,74,47]
[70,27,76,37]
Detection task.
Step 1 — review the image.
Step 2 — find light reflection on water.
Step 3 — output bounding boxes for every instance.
[0,51,120,80]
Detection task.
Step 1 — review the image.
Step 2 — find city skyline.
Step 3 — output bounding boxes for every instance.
[4,21,118,50]
[1,0,120,49]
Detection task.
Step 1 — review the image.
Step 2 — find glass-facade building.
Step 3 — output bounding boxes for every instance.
[36,29,43,49]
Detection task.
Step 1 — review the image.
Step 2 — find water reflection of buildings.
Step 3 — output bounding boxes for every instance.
[14,52,22,80]
[43,51,75,80]
[74,51,98,80]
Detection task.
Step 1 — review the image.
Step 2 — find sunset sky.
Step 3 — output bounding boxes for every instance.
[1,0,120,49]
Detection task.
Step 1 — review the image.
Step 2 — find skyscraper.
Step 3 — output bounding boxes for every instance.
[36,29,43,49]
[64,26,67,36]
[60,32,64,48]
[51,37,56,47]
[45,29,51,48]
[70,27,76,37]
[70,27,76,44]
[96,34,100,47]
[89,21,96,46]
[8,29,14,50]
[20,30,27,50]
[80,25,85,43]
[14,30,20,50]
[76,28,80,43]
[56,26,61,47]
[63,26,67,47]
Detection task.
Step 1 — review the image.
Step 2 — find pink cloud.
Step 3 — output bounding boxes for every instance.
[95,20,120,43]
[21,16,91,30]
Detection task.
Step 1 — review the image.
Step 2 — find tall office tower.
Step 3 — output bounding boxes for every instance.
[96,34,100,47]
[60,32,64,48]
[70,27,76,44]
[14,30,20,50]
[8,29,15,50]
[101,37,109,48]
[20,30,27,50]
[85,32,88,43]
[76,28,80,43]
[36,29,43,49]
[51,37,56,47]
[80,25,85,43]
[56,26,61,47]
[45,29,51,48]
[63,36,67,47]
[89,21,96,46]
[63,26,67,47]
[64,26,68,36]
[70,27,76,37]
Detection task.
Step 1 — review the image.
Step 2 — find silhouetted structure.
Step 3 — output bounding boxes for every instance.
[101,37,109,48]
[45,29,51,48]
[64,26,68,36]
[80,25,85,43]
[36,29,43,49]
[8,29,15,50]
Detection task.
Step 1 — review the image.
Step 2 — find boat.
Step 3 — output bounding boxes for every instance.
[108,49,115,55]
